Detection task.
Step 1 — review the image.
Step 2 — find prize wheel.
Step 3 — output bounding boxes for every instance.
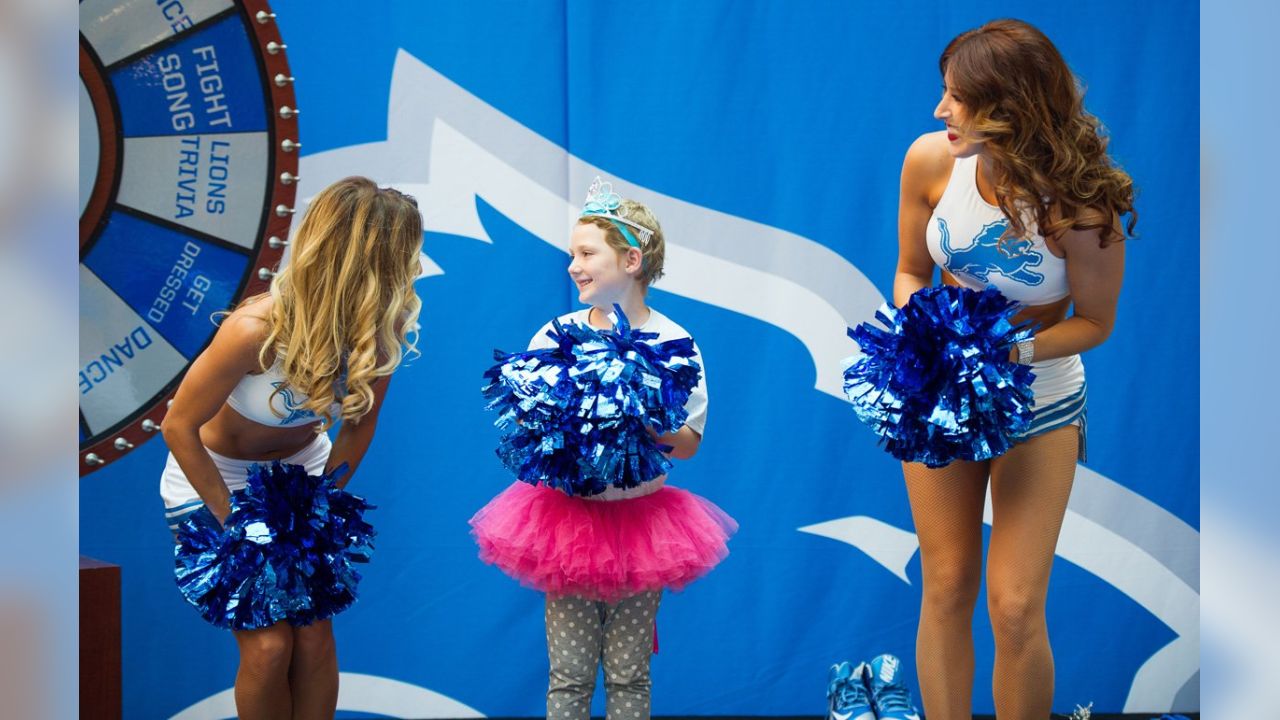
[79,0,299,474]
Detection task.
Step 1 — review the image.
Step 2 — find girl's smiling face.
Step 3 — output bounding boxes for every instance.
[567,222,641,306]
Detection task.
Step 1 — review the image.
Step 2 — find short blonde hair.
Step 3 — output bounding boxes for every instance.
[577,199,666,286]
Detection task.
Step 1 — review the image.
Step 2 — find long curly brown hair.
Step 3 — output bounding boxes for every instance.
[941,19,1137,247]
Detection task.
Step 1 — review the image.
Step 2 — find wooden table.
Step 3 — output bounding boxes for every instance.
[80,556,121,720]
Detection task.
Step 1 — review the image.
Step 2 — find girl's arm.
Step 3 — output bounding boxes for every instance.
[656,426,700,460]
[324,375,392,489]
[160,312,267,523]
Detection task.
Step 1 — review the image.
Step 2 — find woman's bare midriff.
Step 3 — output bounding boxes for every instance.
[195,296,324,460]
[940,270,1071,334]
[198,404,323,460]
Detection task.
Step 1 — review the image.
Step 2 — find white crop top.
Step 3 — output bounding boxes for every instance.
[225,360,342,428]
[924,154,1070,305]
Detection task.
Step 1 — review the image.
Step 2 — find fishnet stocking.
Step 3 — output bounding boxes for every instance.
[987,426,1078,719]
[289,619,339,719]
[231,619,340,720]
[233,623,294,720]
[904,425,1079,719]
[905,456,989,719]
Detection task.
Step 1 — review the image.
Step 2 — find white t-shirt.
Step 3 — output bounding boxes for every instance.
[527,307,708,435]
[527,306,708,501]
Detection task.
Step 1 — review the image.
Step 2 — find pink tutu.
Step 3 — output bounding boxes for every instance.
[469,482,737,602]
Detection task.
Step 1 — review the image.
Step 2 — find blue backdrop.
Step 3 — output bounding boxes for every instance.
[79,1,1198,717]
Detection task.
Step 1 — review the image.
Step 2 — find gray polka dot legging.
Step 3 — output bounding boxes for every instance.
[545,591,661,720]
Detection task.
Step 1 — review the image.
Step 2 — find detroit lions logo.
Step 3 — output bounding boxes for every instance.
[271,382,317,425]
[938,217,1045,287]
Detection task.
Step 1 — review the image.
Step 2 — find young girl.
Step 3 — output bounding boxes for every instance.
[894,20,1135,719]
[160,177,423,720]
[470,178,736,720]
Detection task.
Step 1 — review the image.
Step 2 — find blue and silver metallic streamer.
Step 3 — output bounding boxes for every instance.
[842,285,1036,468]
[482,305,702,496]
[173,461,375,630]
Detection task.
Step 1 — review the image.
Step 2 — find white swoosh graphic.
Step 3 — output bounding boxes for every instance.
[294,47,1197,715]
[802,467,1199,711]
[169,672,484,719]
[297,49,882,400]
[798,515,919,585]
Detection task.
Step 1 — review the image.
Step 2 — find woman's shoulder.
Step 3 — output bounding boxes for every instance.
[182,297,273,378]
[902,131,956,200]
[214,295,273,359]
[1052,206,1125,256]
[904,132,953,169]
[1045,202,1119,241]
[225,294,271,330]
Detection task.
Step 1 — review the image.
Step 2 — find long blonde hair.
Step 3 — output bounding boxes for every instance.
[260,176,422,429]
[941,19,1137,246]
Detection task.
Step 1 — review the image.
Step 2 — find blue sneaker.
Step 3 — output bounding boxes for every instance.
[867,654,921,720]
[827,661,876,720]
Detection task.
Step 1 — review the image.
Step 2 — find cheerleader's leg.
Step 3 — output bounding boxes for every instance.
[232,622,294,720]
[289,618,339,719]
[902,458,989,720]
[987,424,1079,720]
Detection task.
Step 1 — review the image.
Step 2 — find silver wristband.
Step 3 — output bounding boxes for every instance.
[1015,337,1036,365]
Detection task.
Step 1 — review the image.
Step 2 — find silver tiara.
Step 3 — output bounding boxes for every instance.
[580,176,654,246]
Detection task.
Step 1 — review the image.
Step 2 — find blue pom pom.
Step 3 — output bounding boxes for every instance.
[483,305,702,496]
[842,285,1035,467]
[173,462,375,630]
